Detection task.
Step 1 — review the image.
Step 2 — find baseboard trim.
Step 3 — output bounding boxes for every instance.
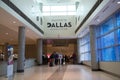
[17,70,24,73]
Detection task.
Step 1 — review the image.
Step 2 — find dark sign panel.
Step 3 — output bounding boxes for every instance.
[47,22,72,28]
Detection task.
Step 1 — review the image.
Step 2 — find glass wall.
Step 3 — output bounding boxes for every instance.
[80,33,91,61]
[43,5,76,16]
[96,10,120,61]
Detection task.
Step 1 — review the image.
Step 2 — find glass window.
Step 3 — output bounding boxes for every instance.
[80,38,83,45]
[80,46,84,53]
[84,52,91,61]
[67,12,76,15]
[97,10,120,62]
[81,54,84,61]
[51,6,67,12]
[116,11,120,27]
[67,5,76,11]
[87,52,91,61]
[88,52,91,60]
[83,45,86,52]
[42,12,50,16]
[80,43,89,53]
[101,18,114,35]
[97,38,101,49]
[80,33,91,61]
[86,45,88,52]
[96,27,100,37]
[98,50,102,61]
[118,46,120,61]
[88,43,90,51]
[42,5,76,16]
[101,32,114,48]
[51,12,67,16]
[43,6,50,12]
[84,53,88,61]
[101,47,116,61]
[117,29,120,44]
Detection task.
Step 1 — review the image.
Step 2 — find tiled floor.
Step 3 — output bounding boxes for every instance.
[0,65,120,80]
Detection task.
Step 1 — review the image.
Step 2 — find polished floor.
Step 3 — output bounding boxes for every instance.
[0,65,120,80]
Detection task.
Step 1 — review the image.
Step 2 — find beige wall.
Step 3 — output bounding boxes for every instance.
[25,45,37,59]
[0,46,2,49]
[83,61,91,66]
[0,45,37,59]
[12,45,37,59]
[44,43,77,56]
[100,62,120,77]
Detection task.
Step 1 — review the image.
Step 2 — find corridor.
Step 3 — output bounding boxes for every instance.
[0,65,120,80]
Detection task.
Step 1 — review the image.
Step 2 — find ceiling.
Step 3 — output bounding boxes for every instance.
[0,7,40,45]
[77,0,120,37]
[35,0,80,5]
[0,0,120,45]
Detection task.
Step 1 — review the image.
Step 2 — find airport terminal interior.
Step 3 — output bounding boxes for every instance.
[0,0,120,80]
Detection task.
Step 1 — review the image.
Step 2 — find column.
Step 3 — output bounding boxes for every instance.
[37,39,43,65]
[17,26,25,72]
[89,25,99,71]
[77,38,81,64]
[39,3,43,12]
[75,2,79,10]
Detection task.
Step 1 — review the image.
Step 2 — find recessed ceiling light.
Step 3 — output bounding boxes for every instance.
[5,33,8,35]
[13,21,16,23]
[97,19,100,22]
[117,1,120,4]
[27,29,30,32]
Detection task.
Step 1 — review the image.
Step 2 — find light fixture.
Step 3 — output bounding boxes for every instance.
[5,33,8,35]
[13,21,16,23]
[97,19,100,22]
[27,29,30,32]
[117,1,120,4]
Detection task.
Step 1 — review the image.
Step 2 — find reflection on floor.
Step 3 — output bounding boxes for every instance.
[0,65,120,80]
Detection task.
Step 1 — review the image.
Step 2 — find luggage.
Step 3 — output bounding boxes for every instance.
[49,62,53,67]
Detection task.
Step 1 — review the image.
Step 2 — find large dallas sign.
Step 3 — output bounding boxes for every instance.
[47,20,72,28]
[43,16,75,30]
[47,22,72,28]
[43,16,76,38]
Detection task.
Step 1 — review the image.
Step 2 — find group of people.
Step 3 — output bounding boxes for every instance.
[0,50,4,61]
[0,53,4,61]
[47,51,77,67]
[49,51,63,66]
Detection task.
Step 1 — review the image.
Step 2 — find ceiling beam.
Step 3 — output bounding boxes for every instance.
[1,0,44,34]
[75,0,103,33]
